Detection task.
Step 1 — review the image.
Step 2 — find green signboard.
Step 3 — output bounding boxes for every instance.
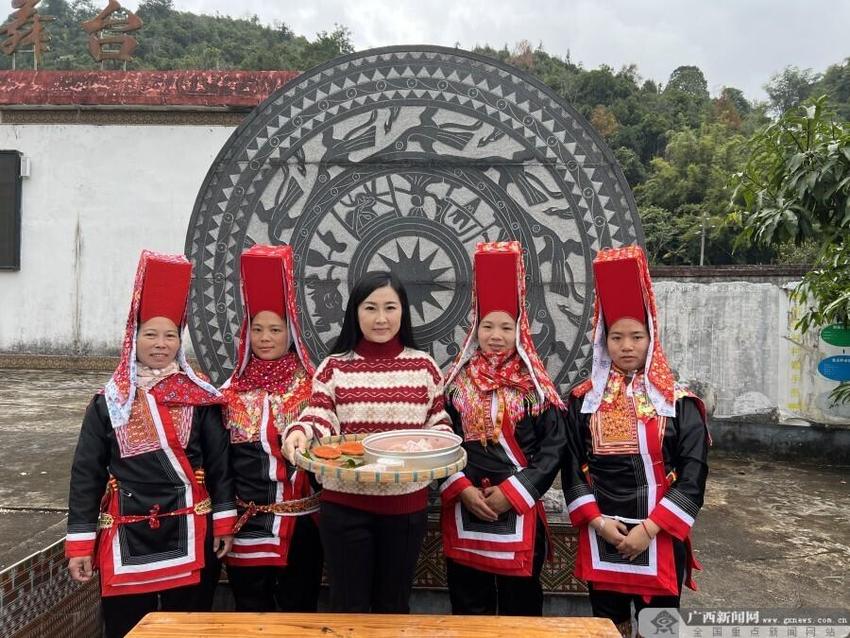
[820,324,850,347]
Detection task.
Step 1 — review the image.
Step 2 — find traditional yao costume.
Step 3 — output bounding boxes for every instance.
[219,244,323,611]
[561,245,709,633]
[66,251,235,637]
[440,241,567,615]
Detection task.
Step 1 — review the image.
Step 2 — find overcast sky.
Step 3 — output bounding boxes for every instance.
[122,1,848,101]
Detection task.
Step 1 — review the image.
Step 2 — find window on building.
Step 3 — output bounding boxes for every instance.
[0,151,22,271]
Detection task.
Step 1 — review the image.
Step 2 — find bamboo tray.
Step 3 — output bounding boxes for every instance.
[294,433,467,484]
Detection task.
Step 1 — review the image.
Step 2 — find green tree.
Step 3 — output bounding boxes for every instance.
[764,66,820,117]
[735,96,850,247]
[662,65,710,129]
[613,146,646,186]
[739,102,772,136]
[815,58,850,120]
[42,0,72,19]
[733,96,850,404]
[571,65,636,117]
[636,123,769,264]
[639,204,697,264]
[666,65,709,100]
[137,0,174,19]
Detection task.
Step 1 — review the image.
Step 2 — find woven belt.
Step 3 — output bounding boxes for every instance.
[232,493,321,534]
[98,497,212,530]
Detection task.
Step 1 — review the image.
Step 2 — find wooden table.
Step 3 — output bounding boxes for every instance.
[126,612,621,637]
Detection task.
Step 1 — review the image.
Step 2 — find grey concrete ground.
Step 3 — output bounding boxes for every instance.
[0,368,848,608]
[0,369,108,570]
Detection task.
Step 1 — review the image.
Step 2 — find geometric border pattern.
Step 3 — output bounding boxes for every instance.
[186,46,642,387]
[1,539,100,638]
[413,512,584,594]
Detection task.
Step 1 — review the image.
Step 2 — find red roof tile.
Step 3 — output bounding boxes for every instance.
[0,70,300,107]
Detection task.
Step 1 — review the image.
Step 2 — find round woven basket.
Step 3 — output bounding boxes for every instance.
[294,433,467,484]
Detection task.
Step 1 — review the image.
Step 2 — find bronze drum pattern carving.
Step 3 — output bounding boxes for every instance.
[185,46,643,387]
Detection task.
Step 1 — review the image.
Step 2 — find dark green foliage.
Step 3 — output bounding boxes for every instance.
[635,124,776,265]
[734,96,850,248]
[816,58,850,121]
[764,66,819,116]
[733,96,850,404]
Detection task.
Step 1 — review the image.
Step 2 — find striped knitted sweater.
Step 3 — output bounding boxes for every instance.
[287,337,452,514]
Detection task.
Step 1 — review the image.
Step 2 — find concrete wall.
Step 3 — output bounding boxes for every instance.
[654,281,789,416]
[653,280,849,424]
[0,123,233,354]
[0,119,846,425]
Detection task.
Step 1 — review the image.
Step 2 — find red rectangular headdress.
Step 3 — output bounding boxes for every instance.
[241,244,288,319]
[575,245,677,417]
[104,250,221,429]
[475,250,520,320]
[139,258,192,325]
[225,244,315,382]
[592,254,646,329]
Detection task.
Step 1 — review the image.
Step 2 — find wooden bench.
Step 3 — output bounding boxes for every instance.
[126,612,620,637]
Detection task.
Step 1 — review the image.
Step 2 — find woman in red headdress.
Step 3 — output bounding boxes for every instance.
[440,241,567,616]
[218,244,323,612]
[65,251,236,638]
[561,245,710,637]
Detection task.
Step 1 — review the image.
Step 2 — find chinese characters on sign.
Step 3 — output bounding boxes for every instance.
[639,608,850,638]
[82,0,143,67]
[1,0,143,69]
[0,0,55,69]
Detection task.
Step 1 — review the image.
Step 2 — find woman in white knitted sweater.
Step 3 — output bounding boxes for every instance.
[284,270,452,613]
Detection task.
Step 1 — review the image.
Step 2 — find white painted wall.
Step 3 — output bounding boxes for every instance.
[654,280,848,423]
[0,123,234,354]
[654,281,791,416]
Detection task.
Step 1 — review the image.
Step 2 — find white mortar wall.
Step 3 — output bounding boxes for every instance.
[0,123,234,354]
[654,281,791,416]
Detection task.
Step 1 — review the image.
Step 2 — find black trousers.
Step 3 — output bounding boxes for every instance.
[588,538,687,625]
[100,529,221,638]
[446,517,547,616]
[227,515,323,612]
[319,500,427,613]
